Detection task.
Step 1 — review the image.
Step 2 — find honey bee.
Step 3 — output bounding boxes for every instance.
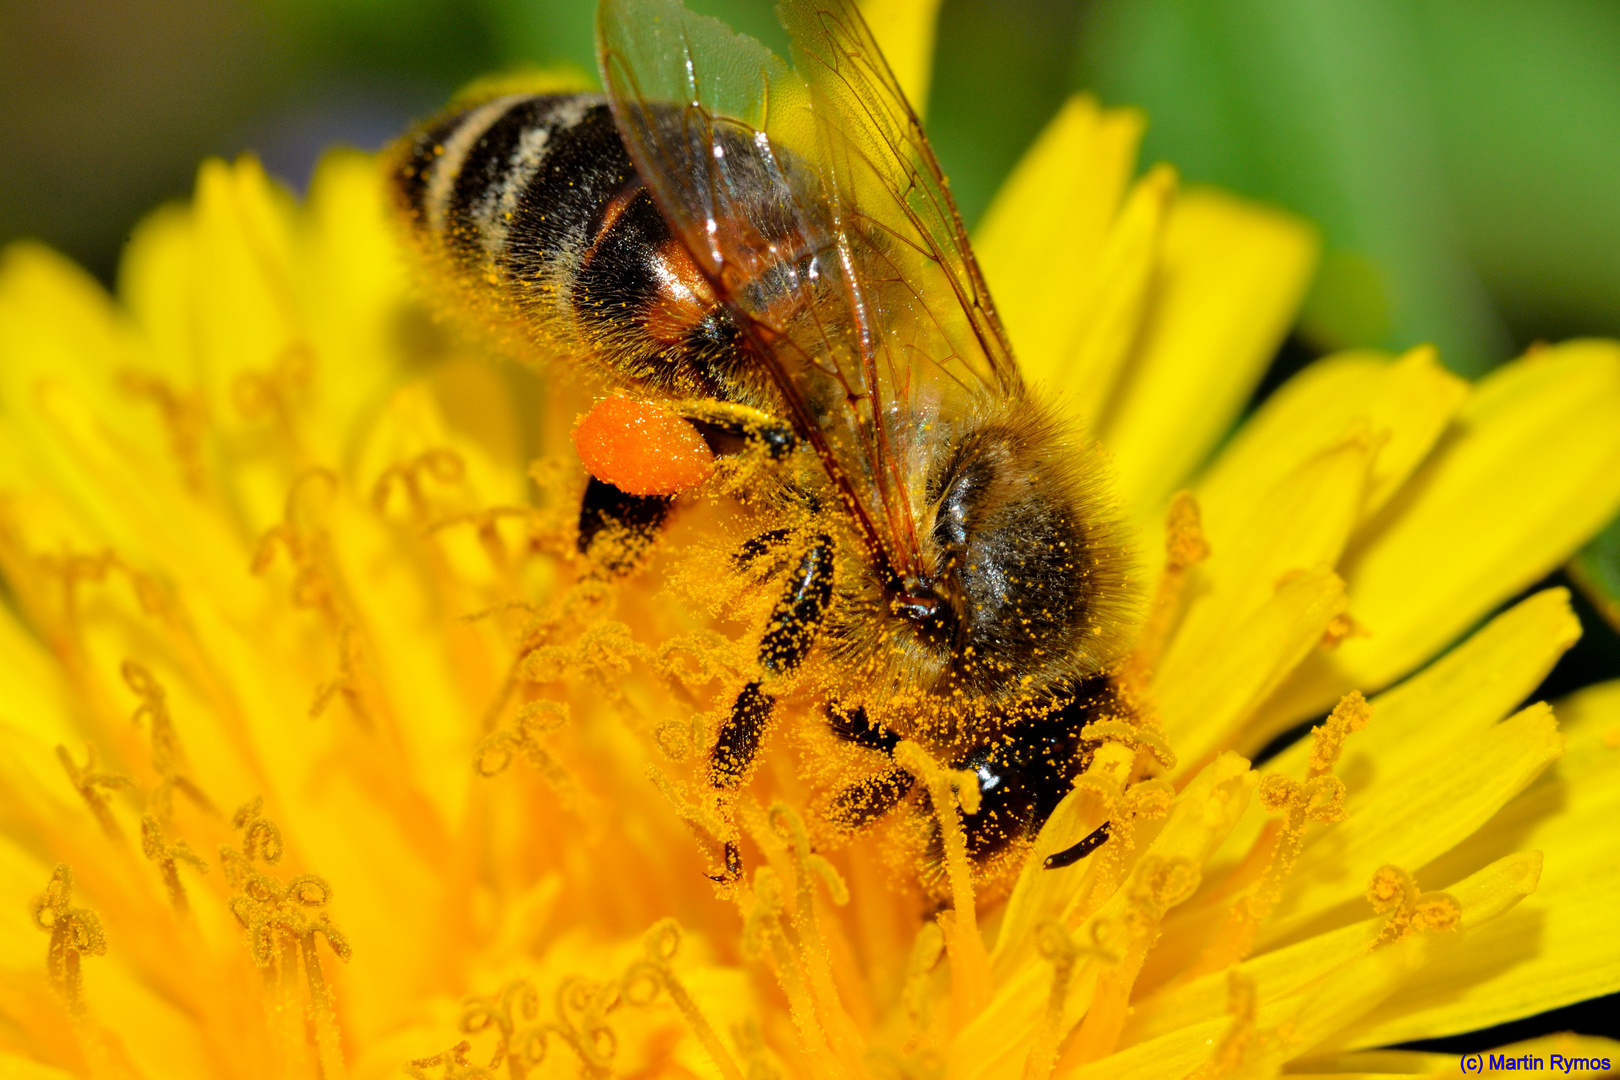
[389,0,1139,893]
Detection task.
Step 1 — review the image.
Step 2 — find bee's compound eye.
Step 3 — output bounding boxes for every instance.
[572,395,715,496]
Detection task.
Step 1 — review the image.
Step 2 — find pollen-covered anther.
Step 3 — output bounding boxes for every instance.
[1123,491,1211,689]
[372,447,467,521]
[621,919,747,1080]
[1307,690,1372,776]
[1367,864,1462,945]
[522,620,637,687]
[455,972,622,1077]
[739,867,831,1057]
[405,1040,481,1080]
[740,868,786,962]
[646,765,733,872]
[30,864,106,1016]
[141,814,207,913]
[1165,490,1213,570]
[1257,772,1347,825]
[1319,610,1366,650]
[901,921,945,1031]
[1129,854,1202,919]
[56,743,132,840]
[1120,777,1177,823]
[1187,970,1259,1080]
[893,739,990,1005]
[474,699,577,807]
[1086,718,1178,775]
[232,341,314,433]
[310,623,371,724]
[768,802,849,906]
[226,797,284,875]
[123,660,214,820]
[118,368,209,492]
[1069,857,1201,1066]
[457,978,539,1076]
[252,468,341,616]
[219,803,349,1078]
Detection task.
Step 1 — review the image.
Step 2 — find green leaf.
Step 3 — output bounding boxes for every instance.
[1571,510,1620,635]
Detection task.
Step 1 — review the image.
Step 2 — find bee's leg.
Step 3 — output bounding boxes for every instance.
[733,527,795,574]
[826,700,899,751]
[706,532,834,880]
[824,767,915,835]
[819,701,914,834]
[675,400,797,460]
[1043,820,1111,869]
[577,476,672,575]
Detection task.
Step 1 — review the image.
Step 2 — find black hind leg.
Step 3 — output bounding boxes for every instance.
[705,533,834,881]
[820,702,915,835]
[577,476,671,575]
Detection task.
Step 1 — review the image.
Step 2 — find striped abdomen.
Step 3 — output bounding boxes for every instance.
[390,92,750,398]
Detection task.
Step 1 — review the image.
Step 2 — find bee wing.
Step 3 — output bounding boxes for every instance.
[597,0,1020,579]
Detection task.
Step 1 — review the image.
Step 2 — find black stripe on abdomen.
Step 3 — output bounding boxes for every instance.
[493,102,635,286]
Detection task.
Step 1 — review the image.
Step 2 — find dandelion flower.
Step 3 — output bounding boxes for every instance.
[3,3,1620,1079]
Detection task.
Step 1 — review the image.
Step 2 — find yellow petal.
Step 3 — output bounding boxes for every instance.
[1332,679,1620,1046]
[1078,933,1435,1080]
[858,0,943,116]
[1195,345,1468,546]
[1164,589,1575,979]
[1260,703,1563,948]
[1256,587,1578,787]
[187,156,303,415]
[118,200,198,386]
[1164,433,1373,685]
[295,149,411,452]
[1099,189,1319,518]
[953,753,1254,1080]
[1262,341,1620,725]
[974,95,1144,391]
[0,1054,78,1080]
[1125,850,1541,1050]
[1157,566,1348,772]
[1060,165,1177,430]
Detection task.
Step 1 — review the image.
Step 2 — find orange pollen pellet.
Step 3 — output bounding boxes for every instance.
[572,395,716,496]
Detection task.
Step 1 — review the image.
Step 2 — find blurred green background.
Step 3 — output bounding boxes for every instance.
[2,0,1619,1043]
[8,0,1620,373]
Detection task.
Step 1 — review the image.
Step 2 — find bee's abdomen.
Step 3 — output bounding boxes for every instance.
[390,92,746,397]
[392,93,626,279]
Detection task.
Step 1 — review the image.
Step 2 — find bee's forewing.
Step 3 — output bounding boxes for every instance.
[597,0,1019,580]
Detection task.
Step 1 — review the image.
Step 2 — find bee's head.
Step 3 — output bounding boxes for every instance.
[858,401,1137,715]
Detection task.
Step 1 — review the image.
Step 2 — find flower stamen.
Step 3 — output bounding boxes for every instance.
[1122,491,1210,693]
[141,814,208,913]
[761,803,862,1059]
[118,369,208,493]
[742,867,839,1074]
[1024,918,1118,1080]
[1367,864,1461,946]
[55,743,131,841]
[894,740,990,1021]
[223,799,350,1077]
[123,659,214,821]
[623,919,748,1080]
[1188,691,1370,976]
[373,447,467,522]
[30,864,106,1016]
[1068,855,1200,1064]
